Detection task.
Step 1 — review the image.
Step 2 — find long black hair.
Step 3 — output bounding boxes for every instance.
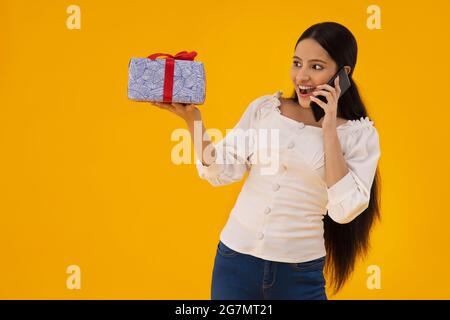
[290,22,381,295]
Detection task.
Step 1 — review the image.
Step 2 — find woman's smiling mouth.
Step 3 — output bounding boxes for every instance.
[298,85,316,96]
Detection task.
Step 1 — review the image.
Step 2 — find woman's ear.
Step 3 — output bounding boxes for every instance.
[343,66,352,75]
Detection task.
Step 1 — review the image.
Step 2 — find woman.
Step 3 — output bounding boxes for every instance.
[152,21,381,300]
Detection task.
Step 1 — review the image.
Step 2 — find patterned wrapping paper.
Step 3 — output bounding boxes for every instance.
[127,53,206,104]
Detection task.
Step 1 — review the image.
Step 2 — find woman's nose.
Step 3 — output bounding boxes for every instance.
[295,72,310,83]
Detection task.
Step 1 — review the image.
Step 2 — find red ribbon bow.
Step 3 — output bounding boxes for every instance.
[147,51,198,103]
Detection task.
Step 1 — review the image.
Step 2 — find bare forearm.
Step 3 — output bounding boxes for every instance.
[185,118,216,167]
[323,128,349,188]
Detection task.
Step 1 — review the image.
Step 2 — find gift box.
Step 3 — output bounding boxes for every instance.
[127,50,206,104]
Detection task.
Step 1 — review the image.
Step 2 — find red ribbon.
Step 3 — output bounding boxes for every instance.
[147,51,198,103]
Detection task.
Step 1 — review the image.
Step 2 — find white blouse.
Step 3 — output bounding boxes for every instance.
[195,90,381,263]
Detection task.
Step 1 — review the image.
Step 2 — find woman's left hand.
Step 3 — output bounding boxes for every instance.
[309,75,341,130]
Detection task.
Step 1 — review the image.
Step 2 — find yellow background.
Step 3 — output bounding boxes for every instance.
[1,0,449,299]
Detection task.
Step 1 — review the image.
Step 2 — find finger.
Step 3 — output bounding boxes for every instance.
[316,83,336,96]
[152,102,165,110]
[316,83,334,90]
[334,76,341,97]
[185,104,196,112]
[154,102,175,112]
[171,103,185,113]
[310,95,328,112]
[154,102,171,108]
[328,82,337,100]
[312,90,334,104]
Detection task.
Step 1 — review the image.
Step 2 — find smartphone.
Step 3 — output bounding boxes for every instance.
[309,66,351,122]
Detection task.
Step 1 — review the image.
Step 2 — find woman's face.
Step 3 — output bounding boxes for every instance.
[290,38,338,109]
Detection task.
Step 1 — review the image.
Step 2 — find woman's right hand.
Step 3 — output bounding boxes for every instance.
[149,101,201,123]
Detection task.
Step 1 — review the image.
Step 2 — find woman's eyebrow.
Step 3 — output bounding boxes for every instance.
[292,56,327,64]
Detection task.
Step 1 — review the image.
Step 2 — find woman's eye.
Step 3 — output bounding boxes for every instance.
[292,62,323,70]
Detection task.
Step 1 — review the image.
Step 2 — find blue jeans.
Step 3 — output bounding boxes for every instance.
[211,240,327,300]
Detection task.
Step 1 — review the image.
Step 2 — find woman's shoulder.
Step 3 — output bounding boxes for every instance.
[337,116,377,134]
[339,117,380,157]
[243,91,283,121]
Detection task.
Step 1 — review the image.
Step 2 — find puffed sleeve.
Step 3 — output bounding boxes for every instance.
[194,95,267,187]
[325,118,381,224]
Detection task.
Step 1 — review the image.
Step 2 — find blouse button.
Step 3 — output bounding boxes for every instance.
[273,183,280,191]
[258,232,264,240]
[282,164,288,171]
[288,141,295,149]
[298,122,305,129]
[264,207,271,215]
